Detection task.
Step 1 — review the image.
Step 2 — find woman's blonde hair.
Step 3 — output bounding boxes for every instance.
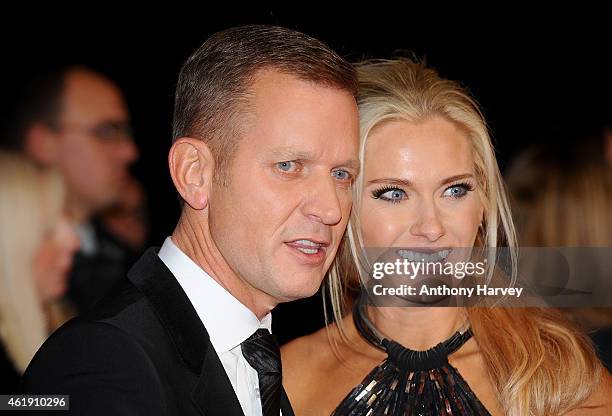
[0,152,69,372]
[507,141,612,332]
[507,141,612,247]
[324,58,603,415]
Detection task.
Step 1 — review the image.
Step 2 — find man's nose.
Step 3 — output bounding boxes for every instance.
[116,137,139,164]
[301,174,344,226]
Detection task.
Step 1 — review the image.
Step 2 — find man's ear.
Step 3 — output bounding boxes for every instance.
[24,123,60,165]
[168,137,215,210]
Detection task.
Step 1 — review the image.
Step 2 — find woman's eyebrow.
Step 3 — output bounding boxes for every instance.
[439,173,474,186]
[367,177,413,187]
[366,173,474,187]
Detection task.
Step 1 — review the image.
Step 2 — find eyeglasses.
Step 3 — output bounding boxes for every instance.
[57,120,133,143]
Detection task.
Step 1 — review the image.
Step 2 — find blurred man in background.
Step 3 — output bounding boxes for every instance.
[4,66,141,312]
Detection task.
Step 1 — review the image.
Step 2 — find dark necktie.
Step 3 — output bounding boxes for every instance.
[241,328,282,416]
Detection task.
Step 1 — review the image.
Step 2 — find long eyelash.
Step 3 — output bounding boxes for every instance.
[447,181,475,191]
[371,185,404,200]
[446,181,475,198]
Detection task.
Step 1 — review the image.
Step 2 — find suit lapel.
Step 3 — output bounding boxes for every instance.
[127,248,244,416]
[191,347,245,416]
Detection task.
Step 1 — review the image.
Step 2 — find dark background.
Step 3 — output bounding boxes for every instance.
[2,9,611,343]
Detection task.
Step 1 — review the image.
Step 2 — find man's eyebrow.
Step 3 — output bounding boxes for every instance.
[340,159,361,174]
[267,147,317,160]
[366,173,475,187]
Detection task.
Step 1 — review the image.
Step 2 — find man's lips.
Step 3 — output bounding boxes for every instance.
[285,238,330,247]
[284,238,330,264]
[285,239,329,253]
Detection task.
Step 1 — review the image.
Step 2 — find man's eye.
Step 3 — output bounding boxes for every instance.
[276,161,298,172]
[92,122,132,141]
[332,170,351,181]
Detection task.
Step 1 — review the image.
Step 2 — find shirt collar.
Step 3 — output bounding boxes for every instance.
[157,237,271,354]
[76,222,98,255]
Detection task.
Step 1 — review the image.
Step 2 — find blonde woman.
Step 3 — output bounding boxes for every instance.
[0,152,79,392]
[282,59,612,415]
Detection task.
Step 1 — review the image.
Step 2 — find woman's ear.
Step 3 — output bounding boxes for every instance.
[168,137,215,210]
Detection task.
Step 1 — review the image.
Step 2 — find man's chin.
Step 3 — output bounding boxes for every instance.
[272,275,323,303]
[90,193,121,214]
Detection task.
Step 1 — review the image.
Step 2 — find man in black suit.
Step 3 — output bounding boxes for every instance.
[23,25,360,415]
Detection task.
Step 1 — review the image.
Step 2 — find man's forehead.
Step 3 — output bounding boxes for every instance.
[61,69,128,121]
[235,68,359,166]
[250,67,301,87]
[248,68,347,103]
[64,69,117,96]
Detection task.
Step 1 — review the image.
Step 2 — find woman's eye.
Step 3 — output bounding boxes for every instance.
[443,183,473,199]
[372,187,406,203]
[332,169,351,181]
[276,161,298,172]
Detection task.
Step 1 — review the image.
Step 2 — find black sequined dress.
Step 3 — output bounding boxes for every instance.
[333,298,491,415]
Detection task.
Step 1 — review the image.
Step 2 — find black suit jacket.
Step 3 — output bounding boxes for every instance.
[68,219,139,313]
[23,248,295,416]
[0,339,20,394]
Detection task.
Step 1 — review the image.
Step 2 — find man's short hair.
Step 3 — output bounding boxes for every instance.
[172,25,358,184]
[2,66,70,150]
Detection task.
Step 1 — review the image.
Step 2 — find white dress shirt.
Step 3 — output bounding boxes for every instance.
[158,237,275,416]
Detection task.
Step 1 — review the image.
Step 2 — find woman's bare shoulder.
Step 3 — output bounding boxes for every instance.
[281,325,344,415]
[281,325,334,368]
